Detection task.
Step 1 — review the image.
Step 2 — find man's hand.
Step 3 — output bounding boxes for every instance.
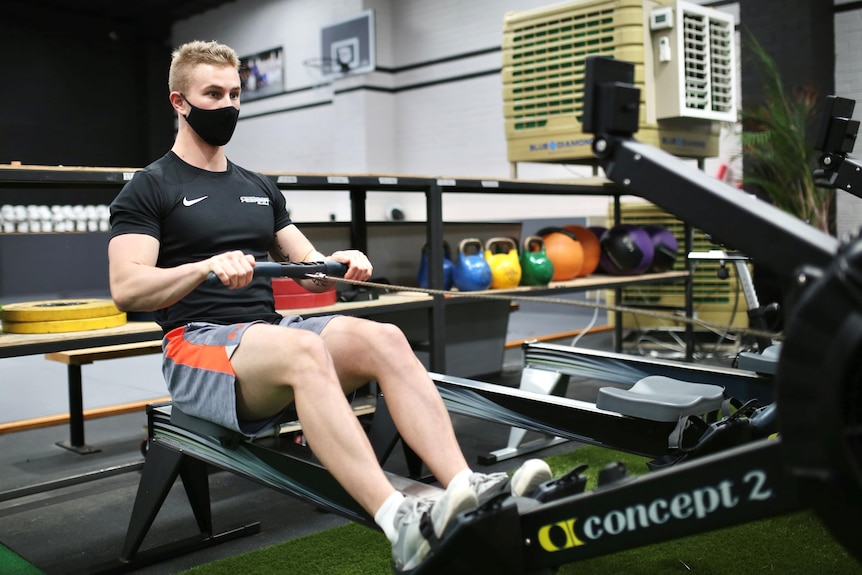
[207,250,256,288]
[328,249,373,281]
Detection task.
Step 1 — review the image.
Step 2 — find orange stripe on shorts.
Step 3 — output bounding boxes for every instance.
[164,326,235,375]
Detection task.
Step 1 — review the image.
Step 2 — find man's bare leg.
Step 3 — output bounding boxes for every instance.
[230,323,394,515]
[230,321,482,570]
[319,317,471,487]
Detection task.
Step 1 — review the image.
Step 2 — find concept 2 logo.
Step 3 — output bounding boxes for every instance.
[537,470,773,552]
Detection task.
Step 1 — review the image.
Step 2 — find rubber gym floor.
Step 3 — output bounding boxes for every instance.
[0,298,720,574]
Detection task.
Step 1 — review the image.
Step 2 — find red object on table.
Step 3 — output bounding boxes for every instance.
[272,278,337,309]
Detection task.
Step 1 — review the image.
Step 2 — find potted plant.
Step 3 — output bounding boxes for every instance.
[739,34,834,234]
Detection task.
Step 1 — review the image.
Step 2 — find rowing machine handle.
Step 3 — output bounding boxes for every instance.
[205,260,349,286]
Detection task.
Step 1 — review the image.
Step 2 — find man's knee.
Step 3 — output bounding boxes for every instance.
[361,321,411,352]
[254,327,332,379]
[290,329,331,362]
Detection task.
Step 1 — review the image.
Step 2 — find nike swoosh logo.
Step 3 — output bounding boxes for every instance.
[183,195,208,207]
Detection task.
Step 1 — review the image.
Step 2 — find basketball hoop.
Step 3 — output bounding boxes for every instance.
[302,57,336,98]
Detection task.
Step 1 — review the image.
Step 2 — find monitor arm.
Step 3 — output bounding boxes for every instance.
[581,57,839,287]
[813,95,862,198]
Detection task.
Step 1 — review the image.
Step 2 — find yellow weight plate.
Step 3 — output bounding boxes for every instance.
[0,299,120,322]
[1,312,127,334]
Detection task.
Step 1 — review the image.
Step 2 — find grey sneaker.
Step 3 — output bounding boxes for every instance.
[469,458,552,504]
[391,485,478,571]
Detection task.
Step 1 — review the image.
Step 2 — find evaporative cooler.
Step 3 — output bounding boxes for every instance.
[502,0,737,165]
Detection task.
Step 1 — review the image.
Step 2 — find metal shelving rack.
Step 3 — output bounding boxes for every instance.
[0,165,693,369]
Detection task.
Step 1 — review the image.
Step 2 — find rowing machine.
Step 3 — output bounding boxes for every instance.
[106,65,861,572]
[485,248,777,464]
[398,58,862,573]
[99,255,778,573]
[97,368,770,574]
[479,340,775,465]
[105,234,857,574]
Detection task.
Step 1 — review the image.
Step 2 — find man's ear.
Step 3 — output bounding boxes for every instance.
[169,92,186,113]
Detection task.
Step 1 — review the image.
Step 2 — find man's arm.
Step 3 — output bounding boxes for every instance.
[272,224,372,293]
[108,233,256,311]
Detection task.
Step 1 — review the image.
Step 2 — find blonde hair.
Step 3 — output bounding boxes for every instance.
[168,40,240,93]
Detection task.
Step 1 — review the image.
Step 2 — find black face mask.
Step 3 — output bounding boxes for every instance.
[181,94,239,147]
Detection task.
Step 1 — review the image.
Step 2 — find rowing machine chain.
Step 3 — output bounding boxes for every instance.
[309,273,783,342]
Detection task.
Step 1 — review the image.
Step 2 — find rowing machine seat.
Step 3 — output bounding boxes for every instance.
[736,342,782,375]
[169,404,252,448]
[596,375,725,422]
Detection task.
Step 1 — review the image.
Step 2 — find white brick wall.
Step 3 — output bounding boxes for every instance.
[389,0,553,65]
[171,1,862,229]
[173,0,608,222]
[835,5,862,239]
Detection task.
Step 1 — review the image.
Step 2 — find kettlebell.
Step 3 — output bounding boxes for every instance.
[416,241,454,290]
[519,235,555,286]
[484,237,522,289]
[453,238,493,291]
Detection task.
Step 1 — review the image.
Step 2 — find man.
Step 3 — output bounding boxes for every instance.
[108,40,551,570]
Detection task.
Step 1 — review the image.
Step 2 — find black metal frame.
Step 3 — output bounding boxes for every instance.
[402,437,799,575]
[91,397,429,574]
[814,95,862,199]
[95,368,777,575]
[404,57,862,574]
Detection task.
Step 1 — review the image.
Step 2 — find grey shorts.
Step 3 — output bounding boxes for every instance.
[162,315,336,437]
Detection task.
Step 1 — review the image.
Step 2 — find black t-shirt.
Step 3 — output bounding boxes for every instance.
[110,151,292,332]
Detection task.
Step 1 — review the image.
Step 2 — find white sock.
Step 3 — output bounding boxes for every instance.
[374,491,406,545]
[447,467,473,491]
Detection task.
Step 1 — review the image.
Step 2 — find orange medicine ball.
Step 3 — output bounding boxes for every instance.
[563,225,601,276]
[538,227,584,281]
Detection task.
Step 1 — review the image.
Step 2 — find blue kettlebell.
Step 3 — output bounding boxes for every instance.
[453,238,493,291]
[417,241,454,290]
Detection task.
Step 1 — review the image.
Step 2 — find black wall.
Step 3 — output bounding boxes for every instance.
[0,5,175,168]
[737,0,836,317]
[1,1,838,169]
[739,0,835,124]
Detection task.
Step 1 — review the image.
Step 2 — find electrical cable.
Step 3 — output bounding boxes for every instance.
[570,290,601,347]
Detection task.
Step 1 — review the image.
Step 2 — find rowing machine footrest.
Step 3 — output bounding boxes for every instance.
[533,464,588,503]
[397,496,523,575]
[596,375,725,422]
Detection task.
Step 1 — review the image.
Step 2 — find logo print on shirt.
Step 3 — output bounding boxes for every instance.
[240,196,270,206]
[183,195,209,207]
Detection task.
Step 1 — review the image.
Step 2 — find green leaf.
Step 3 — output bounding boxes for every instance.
[739,31,833,233]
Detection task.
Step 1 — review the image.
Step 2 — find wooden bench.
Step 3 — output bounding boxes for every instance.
[41,340,165,454]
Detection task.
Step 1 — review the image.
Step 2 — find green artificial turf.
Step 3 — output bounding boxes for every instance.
[180,446,861,575]
[0,542,44,575]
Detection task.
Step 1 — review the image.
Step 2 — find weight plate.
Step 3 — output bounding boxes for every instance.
[1,312,127,334]
[0,299,120,322]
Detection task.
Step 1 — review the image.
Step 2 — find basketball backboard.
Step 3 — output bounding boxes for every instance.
[319,9,375,77]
